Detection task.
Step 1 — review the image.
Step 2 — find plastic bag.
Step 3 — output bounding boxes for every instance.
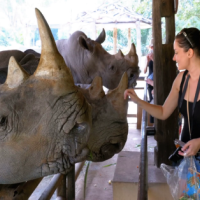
[161,156,200,200]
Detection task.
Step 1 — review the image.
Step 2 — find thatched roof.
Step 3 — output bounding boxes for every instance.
[74,2,152,29]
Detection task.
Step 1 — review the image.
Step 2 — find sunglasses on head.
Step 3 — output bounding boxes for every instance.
[178,31,194,48]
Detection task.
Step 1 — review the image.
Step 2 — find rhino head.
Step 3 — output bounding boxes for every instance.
[77,29,140,89]
[0,9,91,184]
[77,73,128,161]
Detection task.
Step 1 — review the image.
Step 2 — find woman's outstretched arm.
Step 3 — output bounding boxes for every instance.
[124,72,183,120]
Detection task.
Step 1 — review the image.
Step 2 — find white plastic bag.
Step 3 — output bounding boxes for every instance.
[161,156,200,200]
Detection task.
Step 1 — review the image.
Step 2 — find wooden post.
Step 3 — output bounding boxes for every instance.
[113,28,117,54]
[153,0,178,167]
[136,21,141,60]
[128,28,131,50]
[137,104,142,129]
[67,165,75,200]
[56,174,67,199]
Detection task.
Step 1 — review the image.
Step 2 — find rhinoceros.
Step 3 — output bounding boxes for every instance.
[0,29,140,89]
[77,73,128,161]
[0,7,131,186]
[0,8,92,184]
[56,30,140,89]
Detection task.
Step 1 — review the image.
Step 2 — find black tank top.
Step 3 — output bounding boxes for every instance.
[179,70,200,143]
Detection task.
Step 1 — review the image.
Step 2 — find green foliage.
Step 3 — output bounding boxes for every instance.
[175,0,200,33]
[0,29,12,46]
[1,0,200,51]
[117,29,128,47]
[134,0,152,19]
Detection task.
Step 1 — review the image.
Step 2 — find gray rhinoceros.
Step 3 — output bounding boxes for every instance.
[0,8,92,184]
[0,30,140,90]
[77,73,128,161]
[56,30,140,89]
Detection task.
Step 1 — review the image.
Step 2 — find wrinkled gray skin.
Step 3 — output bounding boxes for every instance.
[0,8,92,184]
[77,73,128,162]
[0,75,129,197]
[56,30,140,89]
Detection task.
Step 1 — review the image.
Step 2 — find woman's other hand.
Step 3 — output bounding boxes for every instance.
[124,89,140,104]
[146,78,154,86]
[178,138,200,157]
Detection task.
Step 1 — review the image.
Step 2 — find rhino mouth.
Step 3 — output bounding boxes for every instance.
[101,141,124,156]
[128,67,140,88]
[87,140,125,162]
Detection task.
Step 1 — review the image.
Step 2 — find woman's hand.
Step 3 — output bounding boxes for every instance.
[178,138,200,157]
[124,89,140,104]
[147,54,151,64]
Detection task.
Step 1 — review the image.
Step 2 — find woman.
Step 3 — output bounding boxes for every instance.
[124,28,200,157]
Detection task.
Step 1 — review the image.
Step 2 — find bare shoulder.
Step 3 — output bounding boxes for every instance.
[173,71,185,92]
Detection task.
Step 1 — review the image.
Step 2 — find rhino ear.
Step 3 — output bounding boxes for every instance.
[125,43,138,65]
[115,49,124,59]
[34,8,73,82]
[5,56,29,88]
[79,36,94,53]
[107,72,128,116]
[95,29,106,44]
[89,76,105,99]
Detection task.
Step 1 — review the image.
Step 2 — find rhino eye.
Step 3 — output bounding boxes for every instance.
[130,74,134,78]
[70,123,88,136]
[108,65,116,73]
[0,116,7,128]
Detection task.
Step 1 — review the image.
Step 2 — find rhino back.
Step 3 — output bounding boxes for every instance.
[0,50,25,68]
[0,50,26,83]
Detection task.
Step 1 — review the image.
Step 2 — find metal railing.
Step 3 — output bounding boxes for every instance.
[137,82,148,200]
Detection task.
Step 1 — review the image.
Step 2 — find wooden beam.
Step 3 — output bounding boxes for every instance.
[165,14,175,44]
[74,22,152,30]
[161,0,173,17]
[153,0,178,167]
[136,21,141,58]
[128,28,131,50]
[113,28,117,54]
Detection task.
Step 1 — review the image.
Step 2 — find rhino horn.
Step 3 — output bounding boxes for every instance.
[95,29,106,44]
[115,49,124,59]
[89,76,105,99]
[5,56,29,88]
[34,8,73,81]
[125,43,139,65]
[107,72,128,116]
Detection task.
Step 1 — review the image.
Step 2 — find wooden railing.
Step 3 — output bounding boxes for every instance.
[13,162,85,200]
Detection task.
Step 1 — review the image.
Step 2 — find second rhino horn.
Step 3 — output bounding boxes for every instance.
[34,8,73,81]
[5,56,29,88]
[125,43,138,65]
[107,72,128,117]
[115,49,124,59]
[89,76,105,99]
